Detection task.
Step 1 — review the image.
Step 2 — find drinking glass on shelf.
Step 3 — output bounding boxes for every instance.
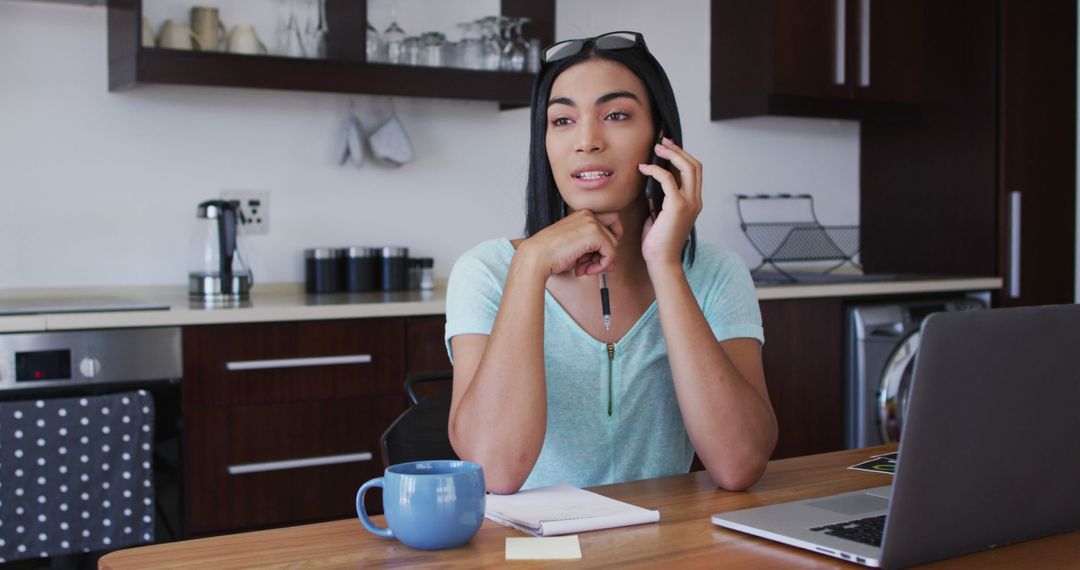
[277,14,305,58]
[420,32,446,67]
[527,38,542,73]
[457,21,484,70]
[403,36,422,65]
[304,0,328,59]
[502,17,529,72]
[444,39,460,68]
[383,17,406,64]
[479,16,502,71]
[366,21,381,62]
[498,16,515,71]
[272,0,295,56]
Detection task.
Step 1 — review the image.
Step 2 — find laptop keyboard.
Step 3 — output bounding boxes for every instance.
[810,515,886,547]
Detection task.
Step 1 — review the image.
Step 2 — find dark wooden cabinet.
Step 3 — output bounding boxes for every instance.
[182,315,448,536]
[107,0,554,105]
[861,0,1075,306]
[405,316,452,376]
[760,298,845,459]
[996,0,1077,307]
[711,0,922,120]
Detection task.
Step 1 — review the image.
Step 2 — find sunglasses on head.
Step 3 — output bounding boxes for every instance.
[541,31,647,66]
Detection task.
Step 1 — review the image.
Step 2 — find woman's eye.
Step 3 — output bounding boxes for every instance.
[606,111,630,121]
[551,117,572,127]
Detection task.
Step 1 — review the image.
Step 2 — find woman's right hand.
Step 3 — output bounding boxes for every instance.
[519,210,623,277]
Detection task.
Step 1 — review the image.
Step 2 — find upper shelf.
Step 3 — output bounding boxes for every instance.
[106,0,553,106]
[111,48,538,104]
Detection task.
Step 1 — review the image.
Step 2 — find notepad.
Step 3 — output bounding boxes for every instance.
[505,536,582,560]
[485,483,660,536]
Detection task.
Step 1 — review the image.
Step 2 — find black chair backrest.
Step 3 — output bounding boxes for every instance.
[380,371,459,467]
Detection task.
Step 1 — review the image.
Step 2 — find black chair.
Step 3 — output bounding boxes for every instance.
[380,371,460,467]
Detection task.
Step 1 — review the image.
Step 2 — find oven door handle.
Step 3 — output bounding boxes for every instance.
[227,451,374,475]
[225,354,372,371]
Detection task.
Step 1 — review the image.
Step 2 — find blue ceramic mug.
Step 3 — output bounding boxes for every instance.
[356,460,486,550]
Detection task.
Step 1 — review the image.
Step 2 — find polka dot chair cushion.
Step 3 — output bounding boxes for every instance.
[0,390,155,563]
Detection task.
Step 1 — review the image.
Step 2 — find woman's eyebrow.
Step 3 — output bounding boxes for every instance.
[596,91,640,105]
[546,91,641,109]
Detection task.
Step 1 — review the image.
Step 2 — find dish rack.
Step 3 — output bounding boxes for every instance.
[735,193,861,281]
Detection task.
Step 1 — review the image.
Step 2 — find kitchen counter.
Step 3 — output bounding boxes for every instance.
[0,275,1002,333]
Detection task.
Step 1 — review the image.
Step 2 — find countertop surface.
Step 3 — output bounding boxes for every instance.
[0,275,1002,333]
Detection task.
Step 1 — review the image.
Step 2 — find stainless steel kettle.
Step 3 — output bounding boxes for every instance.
[188,200,253,301]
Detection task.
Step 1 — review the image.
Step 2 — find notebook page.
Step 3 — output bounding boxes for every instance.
[485,484,660,536]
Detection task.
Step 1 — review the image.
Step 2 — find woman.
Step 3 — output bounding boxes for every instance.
[444,31,777,494]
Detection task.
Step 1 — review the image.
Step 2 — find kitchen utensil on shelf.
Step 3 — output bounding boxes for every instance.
[735,193,861,282]
[191,6,227,52]
[227,25,268,56]
[158,19,202,51]
[189,199,253,301]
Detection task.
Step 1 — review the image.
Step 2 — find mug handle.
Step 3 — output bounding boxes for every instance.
[188,29,203,51]
[356,477,393,538]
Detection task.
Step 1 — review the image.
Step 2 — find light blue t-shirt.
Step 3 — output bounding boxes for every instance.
[444,238,764,490]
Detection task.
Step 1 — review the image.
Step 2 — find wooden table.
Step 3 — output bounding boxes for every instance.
[99,445,1080,568]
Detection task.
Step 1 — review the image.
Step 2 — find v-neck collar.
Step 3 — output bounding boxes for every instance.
[500,238,658,347]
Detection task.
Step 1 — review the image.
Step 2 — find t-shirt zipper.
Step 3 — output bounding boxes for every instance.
[607,342,615,416]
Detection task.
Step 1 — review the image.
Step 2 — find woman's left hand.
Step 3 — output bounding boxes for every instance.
[638,137,702,267]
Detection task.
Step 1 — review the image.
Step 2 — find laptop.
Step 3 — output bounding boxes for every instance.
[712,304,1080,568]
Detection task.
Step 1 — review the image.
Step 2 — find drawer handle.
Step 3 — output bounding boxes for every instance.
[225,354,373,371]
[227,451,374,475]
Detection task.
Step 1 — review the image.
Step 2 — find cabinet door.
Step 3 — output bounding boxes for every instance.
[854,0,924,103]
[998,0,1076,307]
[405,316,451,376]
[772,0,852,100]
[760,298,844,459]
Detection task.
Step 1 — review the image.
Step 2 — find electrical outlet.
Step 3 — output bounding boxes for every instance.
[221,190,269,235]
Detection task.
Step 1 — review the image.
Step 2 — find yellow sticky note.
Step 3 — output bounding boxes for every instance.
[505,536,583,560]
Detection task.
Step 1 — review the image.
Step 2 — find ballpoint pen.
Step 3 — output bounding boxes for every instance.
[600,272,611,331]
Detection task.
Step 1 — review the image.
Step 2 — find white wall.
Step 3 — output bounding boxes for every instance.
[0,0,859,289]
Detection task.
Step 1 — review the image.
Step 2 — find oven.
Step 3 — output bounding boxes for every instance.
[0,327,183,566]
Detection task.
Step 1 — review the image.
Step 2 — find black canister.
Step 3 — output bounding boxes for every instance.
[305,248,341,294]
[342,246,379,292]
[380,246,409,291]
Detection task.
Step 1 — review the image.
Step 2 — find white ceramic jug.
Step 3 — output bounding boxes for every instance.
[227,25,268,56]
[191,6,227,52]
[158,19,202,51]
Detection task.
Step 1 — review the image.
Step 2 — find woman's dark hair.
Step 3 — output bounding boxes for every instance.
[523,35,696,265]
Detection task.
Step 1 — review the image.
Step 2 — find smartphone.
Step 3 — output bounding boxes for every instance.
[644,127,671,222]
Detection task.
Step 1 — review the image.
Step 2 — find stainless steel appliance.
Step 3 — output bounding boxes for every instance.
[189,199,253,301]
[0,328,184,562]
[844,298,985,448]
